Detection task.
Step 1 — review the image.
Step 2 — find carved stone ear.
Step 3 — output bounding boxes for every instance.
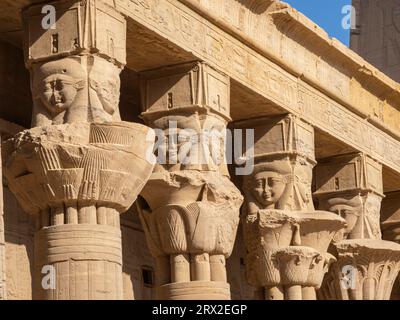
[74,79,86,90]
[88,78,97,89]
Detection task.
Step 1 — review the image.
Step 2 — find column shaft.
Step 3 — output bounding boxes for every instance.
[0,135,6,299]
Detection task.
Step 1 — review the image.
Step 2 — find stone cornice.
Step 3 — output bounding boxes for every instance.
[112,0,400,175]
[178,0,400,137]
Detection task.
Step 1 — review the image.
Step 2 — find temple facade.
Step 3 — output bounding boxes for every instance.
[0,0,400,300]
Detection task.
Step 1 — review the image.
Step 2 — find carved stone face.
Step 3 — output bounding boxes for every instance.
[251,171,286,209]
[326,196,362,237]
[90,78,120,114]
[32,58,86,119]
[40,74,81,114]
[89,60,121,115]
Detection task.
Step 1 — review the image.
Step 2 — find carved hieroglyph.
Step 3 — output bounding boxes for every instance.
[0,134,6,300]
[2,122,155,299]
[235,115,346,300]
[314,153,400,300]
[22,0,126,127]
[137,62,243,300]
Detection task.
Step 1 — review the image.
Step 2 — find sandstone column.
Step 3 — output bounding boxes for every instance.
[315,153,400,300]
[0,134,6,300]
[137,62,243,300]
[2,0,155,299]
[235,115,346,300]
[381,191,400,300]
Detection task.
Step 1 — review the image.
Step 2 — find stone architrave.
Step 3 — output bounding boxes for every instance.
[235,115,346,300]
[315,153,400,300]
[137,61,243,300]
[1,0,156,300]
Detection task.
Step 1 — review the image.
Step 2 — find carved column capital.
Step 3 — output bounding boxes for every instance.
[319,240,400,300]
[2,122,155,299]
[381,191,400,243]
[2,1,156,299]
[138,61,242,300]
[22,0,126,127]
[0,134,5,300]
[315,153,400,300]
[235,115,345,300]
[314,153,384,240]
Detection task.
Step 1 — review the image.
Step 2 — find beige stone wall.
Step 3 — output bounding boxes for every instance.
[351,0,400,82]
[226,228,254,300]
[1,0,400,301]
[3,185,34,300]
[0,40,33,299]
[121,209,156,300]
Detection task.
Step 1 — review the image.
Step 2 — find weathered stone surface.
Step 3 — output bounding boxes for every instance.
[237,115,346,300]
[113,0,400,176]
[138,61,243,300]
[3,122,154,215]
[0,0,400,301]
[30,56,123,127]
[1,121,33,300]
[3,187,34,300]
[22,0,126,66]
[381,191,400,243]
[3,122,155,299]
[351,0,400,83]
[315,153,384,240]
[315,153,400,300]
[23,0,126,127]
[319,239,400,300]
[0,134,6,299]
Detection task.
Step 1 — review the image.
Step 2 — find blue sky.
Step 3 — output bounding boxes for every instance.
[284,0,352,46]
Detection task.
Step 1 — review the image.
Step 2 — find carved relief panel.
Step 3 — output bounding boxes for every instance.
[141,61,230,119]
[22,0,126,127]
[138,61,242,300]
[23,0,126,66]
[314,153,384,240]
[235,115,345,300]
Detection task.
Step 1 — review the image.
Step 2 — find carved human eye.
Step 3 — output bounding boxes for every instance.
[267,177,276,187]
[255,179,263,188]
